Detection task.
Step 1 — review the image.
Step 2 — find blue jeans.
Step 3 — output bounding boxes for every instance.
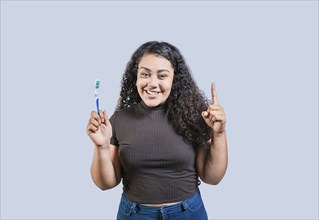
[117,190,208,220]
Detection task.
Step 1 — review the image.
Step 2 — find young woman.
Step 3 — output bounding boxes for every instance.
[86,41,228,220]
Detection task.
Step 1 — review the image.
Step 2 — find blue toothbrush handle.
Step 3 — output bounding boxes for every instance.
[96,96,100,116]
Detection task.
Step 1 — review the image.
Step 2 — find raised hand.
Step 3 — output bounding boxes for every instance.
[201,82,226,134]
[86,110,112,148]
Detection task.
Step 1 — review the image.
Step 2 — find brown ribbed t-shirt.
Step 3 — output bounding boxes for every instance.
[109,101,199,204]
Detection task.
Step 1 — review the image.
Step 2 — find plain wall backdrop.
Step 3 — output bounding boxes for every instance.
[1,1,318,219]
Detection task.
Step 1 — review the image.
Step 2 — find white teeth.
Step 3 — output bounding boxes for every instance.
[146,90,159,95]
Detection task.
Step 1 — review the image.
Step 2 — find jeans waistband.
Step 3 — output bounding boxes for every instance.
[120,190,202,214]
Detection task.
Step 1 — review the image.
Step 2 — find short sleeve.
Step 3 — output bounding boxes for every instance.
[109,113,119,146]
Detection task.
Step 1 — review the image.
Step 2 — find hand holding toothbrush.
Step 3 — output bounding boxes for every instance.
[86,79,112,148]
[87,110,112,148]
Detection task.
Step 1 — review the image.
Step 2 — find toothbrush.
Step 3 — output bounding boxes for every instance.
[95,79,100,116]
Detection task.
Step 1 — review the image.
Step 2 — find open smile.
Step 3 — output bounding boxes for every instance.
[145,90,160,96]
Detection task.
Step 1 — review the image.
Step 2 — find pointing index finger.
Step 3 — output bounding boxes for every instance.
[211,82,218,105]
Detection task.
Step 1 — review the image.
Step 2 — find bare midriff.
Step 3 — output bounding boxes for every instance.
[141,201,181,207]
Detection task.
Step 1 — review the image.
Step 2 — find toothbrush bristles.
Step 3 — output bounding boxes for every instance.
[95,79,100,89]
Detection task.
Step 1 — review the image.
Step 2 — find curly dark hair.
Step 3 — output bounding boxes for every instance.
[116,41,211,149]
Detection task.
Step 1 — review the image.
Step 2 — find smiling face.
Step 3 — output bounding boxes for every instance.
[136,54,174,107]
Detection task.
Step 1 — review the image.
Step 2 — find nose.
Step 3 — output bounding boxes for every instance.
[148,75,158,87]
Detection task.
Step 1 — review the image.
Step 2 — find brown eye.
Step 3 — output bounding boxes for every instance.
[158,74,168,79]
[140,72,149,77]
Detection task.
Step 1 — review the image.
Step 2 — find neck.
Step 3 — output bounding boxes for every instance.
[140,100,167,110]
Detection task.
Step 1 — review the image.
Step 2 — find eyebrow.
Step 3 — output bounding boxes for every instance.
[139,67,170,73]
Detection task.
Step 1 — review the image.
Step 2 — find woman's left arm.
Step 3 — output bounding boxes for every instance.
[196,82,228,185]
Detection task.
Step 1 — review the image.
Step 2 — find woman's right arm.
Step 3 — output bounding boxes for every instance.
[87,111,122,190]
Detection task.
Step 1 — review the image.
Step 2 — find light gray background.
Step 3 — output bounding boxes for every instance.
[1,1,318,219]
